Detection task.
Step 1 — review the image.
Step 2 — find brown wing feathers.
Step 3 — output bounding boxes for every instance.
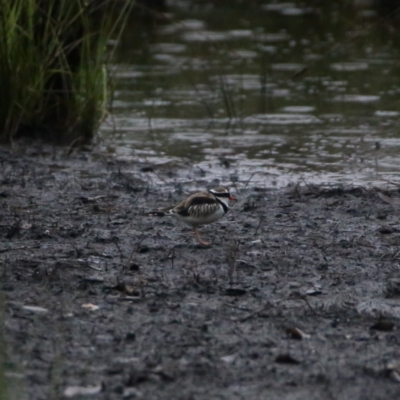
[176,192,218,217]
[184,192,216,206]
[150,190,224,217]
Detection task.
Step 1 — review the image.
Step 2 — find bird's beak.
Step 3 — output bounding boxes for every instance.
[229,194,237,201]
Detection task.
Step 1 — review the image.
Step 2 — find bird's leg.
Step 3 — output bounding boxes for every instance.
[194,227,211,246]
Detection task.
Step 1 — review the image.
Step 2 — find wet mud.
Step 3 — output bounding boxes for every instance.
[1,144,400,399]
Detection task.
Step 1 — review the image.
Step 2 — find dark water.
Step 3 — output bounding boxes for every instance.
[101,0,400,188]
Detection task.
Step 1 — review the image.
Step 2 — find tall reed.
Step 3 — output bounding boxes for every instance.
[0,0,133,144]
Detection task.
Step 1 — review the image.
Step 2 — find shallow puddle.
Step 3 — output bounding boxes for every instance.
[101,0,400,188]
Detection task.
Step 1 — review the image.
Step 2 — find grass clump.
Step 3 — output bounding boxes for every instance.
[0,0,133,144]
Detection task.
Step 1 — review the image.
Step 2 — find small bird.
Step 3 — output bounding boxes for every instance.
[151,187,237,246]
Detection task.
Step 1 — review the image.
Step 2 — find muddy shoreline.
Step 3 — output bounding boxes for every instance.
[1,144,400,399]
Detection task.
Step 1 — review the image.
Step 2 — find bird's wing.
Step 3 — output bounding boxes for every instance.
[152,192,219,217]
[176,192,220,218]
[184,192,216,206]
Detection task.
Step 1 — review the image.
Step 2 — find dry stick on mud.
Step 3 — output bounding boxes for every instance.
[292,292,322,316]
[230,177,239,194]
[243,172,256,190]
[226,239,240,284]
[236,301,275,323]
[292,182,303,200]
[158,247,176,267]
[169,247,176,268]
[113,241,124,265]
[254,216,264,236]
[125,235,147,268]
[69,241,82,258]
[124,237,147,296]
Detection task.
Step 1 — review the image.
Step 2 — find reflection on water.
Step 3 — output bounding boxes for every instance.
[101,0,400,188]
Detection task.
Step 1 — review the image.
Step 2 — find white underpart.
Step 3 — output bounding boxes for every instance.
[178,205,225,226]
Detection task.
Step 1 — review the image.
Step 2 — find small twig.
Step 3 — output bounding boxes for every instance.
[380,178,400,187]
[0,246,31,253]
[86,264,102,271]
[254,216,263,236]
[170,247,175,268]
[236,302,274,322]
[392,250,400,260]
[296,294,321,316]
[228,176,239,193]
[243,173,256,190]
[113,241,124,263]
[70,242,82,258]
[226,239,240,284]
[130,194,141,205]
[125,247,145,297]
[222,302,251,312]
[126,248,136,272]
[66,136,83,156]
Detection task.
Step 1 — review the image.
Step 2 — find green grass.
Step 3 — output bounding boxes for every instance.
[0,0,134,144]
